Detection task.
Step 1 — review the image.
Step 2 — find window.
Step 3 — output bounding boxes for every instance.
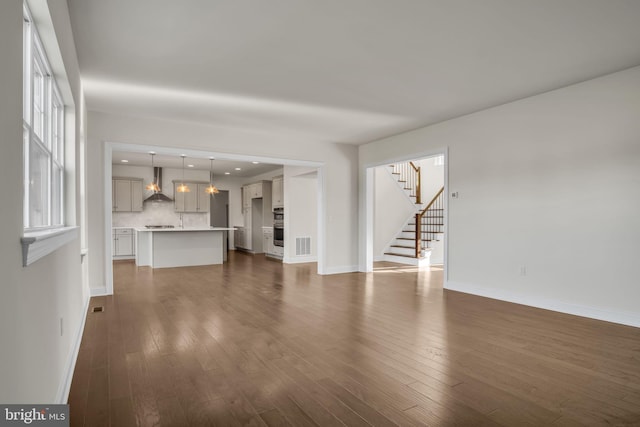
[23,3,64,229]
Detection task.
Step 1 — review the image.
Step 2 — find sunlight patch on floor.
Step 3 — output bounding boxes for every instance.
[373,262,443,274]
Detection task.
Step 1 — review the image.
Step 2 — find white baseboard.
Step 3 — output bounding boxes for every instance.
[55,295,90,403]
[322,265,359,275]
[373,255,385,262]
[235,247,256,254]
[90,287,109,297]
[445,281,640,328]
[283,255,318,264]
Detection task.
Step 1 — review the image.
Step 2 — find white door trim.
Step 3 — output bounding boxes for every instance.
[361,148,449,281]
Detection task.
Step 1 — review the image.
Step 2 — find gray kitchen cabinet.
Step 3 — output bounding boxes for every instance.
[234,227,245,249]
[263,227,276,257]
[197,184,211,213]
[113,178,143,212]
[174,181,210,213]
[272,175,283,210]
[251,182,262,198]
[242,184,252,209]
[242,207,252,251]
[113,228,135,257]
[239,181,272,253]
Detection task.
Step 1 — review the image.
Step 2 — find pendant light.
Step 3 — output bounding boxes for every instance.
[205,157,219,194]
[176,154,190,193]
[145,152,160,192]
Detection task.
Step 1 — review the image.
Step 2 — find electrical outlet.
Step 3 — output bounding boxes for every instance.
[60,317,64,336]
[520,266,527,276]
[451,192,459,199]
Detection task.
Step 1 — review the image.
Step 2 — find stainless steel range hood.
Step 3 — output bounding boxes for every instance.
[143,167,173,203]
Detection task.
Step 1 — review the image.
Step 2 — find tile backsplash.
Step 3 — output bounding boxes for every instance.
[112,201,208,228]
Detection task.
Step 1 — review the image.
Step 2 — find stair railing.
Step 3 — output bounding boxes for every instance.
[391,162,421,204]
[415,187,444,257]
[410,162,421,205]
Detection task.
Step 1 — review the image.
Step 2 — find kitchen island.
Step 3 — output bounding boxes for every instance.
[135,227,235,268]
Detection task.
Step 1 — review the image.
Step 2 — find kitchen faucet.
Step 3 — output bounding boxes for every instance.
[179,213,184,228]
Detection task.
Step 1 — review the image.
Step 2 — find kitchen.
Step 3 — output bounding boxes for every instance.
[110,150,296,268]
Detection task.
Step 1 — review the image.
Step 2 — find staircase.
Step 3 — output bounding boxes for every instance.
[388,162,421,205]
[384,162,444,266]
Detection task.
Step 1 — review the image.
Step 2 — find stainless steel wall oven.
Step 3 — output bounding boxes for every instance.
[273,208,284,247]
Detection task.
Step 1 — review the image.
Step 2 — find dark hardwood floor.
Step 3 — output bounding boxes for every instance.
[68,252,640,426]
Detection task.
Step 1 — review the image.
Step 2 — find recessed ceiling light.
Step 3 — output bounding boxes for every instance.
[252,161,260,164]
[121,159,129,163]
[187,164,194,168]
[235,167,241,171]
[224,172,230,175]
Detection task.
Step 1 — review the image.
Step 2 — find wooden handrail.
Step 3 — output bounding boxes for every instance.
[419,186,444,216]
[408,162,421,204]
[416,167,421,204]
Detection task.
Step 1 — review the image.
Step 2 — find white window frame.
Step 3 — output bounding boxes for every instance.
[23,2,65,231]
[20,2,78,267]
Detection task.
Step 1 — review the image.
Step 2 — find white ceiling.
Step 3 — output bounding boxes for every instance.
[112,150,282,177]
[68,0,640,145]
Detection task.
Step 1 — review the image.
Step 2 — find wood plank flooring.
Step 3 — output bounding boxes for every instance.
[68,252,640,426]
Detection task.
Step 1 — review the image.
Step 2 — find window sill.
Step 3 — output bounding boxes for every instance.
[21,226,79,267]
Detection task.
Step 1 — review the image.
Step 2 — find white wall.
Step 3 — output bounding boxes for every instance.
[0,0,89,403]
[87,111,358,289]
[241,166,283,185]
[285,167,318,263]
[360,66,640,327]
[417,156,445,203]
[373,167,416,257]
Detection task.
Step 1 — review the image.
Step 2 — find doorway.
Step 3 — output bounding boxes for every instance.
[363,150,448,278]
[210,190,229,259]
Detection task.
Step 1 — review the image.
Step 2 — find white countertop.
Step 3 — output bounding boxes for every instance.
[135,227,236,232]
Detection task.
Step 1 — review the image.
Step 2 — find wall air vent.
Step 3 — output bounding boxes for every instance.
[295,237,311,256]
